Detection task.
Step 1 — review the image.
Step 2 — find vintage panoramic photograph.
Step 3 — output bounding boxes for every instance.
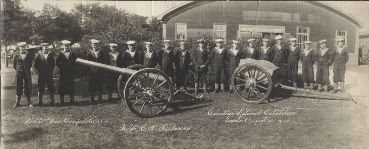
[1,0,369,148]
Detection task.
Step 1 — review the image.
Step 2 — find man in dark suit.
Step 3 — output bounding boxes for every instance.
[143,42,159,68]
[192,39,210,94]
[56,40,77,104]
[316,39,333,92]
[209,39,229,93]
[157,40,175,78]
[333,38,349,92]
[228,40,243,93]
[13,42,34,107]
[245,39,259,59]
[106,43,120,100]
[271,35,288,85]
[87,39,110,102]
[286,38,301,90]
[174,40,191,92]
[258,38,274,62]
[34,43,55,106]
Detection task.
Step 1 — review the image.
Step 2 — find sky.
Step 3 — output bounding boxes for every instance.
[20,0,369,28]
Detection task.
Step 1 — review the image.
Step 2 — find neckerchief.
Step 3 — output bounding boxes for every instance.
[145,50,153,59]
[304,49,312,56]
[248,47,254,54]
[290,46,297,52]
[261,46,269,54]
[128,51,135,57]
[230,48,238,56]
[216,47,224,54]
[337,47,344,54]
[110,52,118,61]
[320,48,328,56]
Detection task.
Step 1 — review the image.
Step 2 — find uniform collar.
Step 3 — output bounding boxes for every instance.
[216,47,224,53]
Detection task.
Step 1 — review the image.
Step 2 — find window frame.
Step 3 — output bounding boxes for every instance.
[213,23,227,42]
[296,26,310,49]
[336,30,347,47]
[175,23,187,40]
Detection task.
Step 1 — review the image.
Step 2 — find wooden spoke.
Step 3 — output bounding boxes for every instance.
[154,80,167,90]
[234,76,248,82]
[139,100,146,114]
[256,84,268,91]
[133,97,144,105]
[151,74,159,88]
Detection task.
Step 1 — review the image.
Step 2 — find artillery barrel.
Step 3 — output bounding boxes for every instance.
[76,58,167,81]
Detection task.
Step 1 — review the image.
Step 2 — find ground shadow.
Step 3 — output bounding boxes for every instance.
[161,92,213,116]
[2,127,46,144]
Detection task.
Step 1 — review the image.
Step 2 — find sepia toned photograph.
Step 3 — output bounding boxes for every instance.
[1,0,369,148]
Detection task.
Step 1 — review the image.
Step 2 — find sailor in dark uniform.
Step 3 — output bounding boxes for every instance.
[228,40,243,93]
[271,35,288,84]
[106,43,120,100]
[56,40,77,104]
[209,39,229,93]
[34,43,55,106]
[117,40,144,68]
[316,39,334,92]
[87,39,108,102]
[143,42,159,68]
[192,39,210,94]
[300,41,316,90]
[244,39,258,59]
[258,38,273,62]
[13,42,34,107]
[174,40,191,92]
[286,38,301,89]
[333,38,349,92]
[158,40,175,78]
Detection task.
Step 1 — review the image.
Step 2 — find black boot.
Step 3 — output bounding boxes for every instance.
[49,92,55,106]
[14,96,21,107]
[27,96,34,107]
[38,92,44,106]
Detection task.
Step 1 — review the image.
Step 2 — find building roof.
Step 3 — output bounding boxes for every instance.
[157,1,365,28]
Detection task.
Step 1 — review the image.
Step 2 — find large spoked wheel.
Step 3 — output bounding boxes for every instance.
[124,68,173,118]
[117,64,146,99]
[231,64,273,103]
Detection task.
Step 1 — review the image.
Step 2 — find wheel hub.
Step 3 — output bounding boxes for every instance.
[247,78,256,87]
[144,89,154,97]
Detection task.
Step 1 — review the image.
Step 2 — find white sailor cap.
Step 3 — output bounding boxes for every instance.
[289,38,297,41]
[232,40,239,44]
[90,39,100,44]
[304,41,312,44]
[197,39,205,43]
[108,43,118,47]
[275,35,283,40]
[144,42,152,45]
[61,40,71,45]
[26,45,40,50]
[163,40,171,43]
[40,43,50,47]
[247,39,255,42]
[318,39,327,44]
[17,42,27,47]
[215,39,224,43]
[71,43,81,48]
[126,41,135,45]
[262,38,269,42]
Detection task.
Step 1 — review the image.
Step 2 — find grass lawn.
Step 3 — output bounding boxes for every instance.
[1,67,369,149]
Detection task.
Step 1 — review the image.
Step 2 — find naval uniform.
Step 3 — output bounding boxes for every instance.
[106,51,120,93]
[158,49,175,78]
[143,50,159,68]
[286,45,301,83]
[117,50,145,68]
[333,47,349,83]
[14,51,33,97]
[34,52,55,94]
[316,48,334,85]
[174,50,191,89]
[300,49,316,83]
[56,51,77,96]
[228,48,244,83]
[192,47,210,84]
[258,46,274,62]
[271,44,289,83]
[209,47,229,84]
[87,49,110,94]
[244,47,259,59]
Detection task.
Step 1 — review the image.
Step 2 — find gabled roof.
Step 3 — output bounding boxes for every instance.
[157,1,364,28]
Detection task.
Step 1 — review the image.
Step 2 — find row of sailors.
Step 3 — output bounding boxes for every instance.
[13,35,348,107]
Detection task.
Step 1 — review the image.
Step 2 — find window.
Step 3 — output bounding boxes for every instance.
[175,23,187,40]
[213,23,226,41]
[296,26,310,49]
[336,30,347,46]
